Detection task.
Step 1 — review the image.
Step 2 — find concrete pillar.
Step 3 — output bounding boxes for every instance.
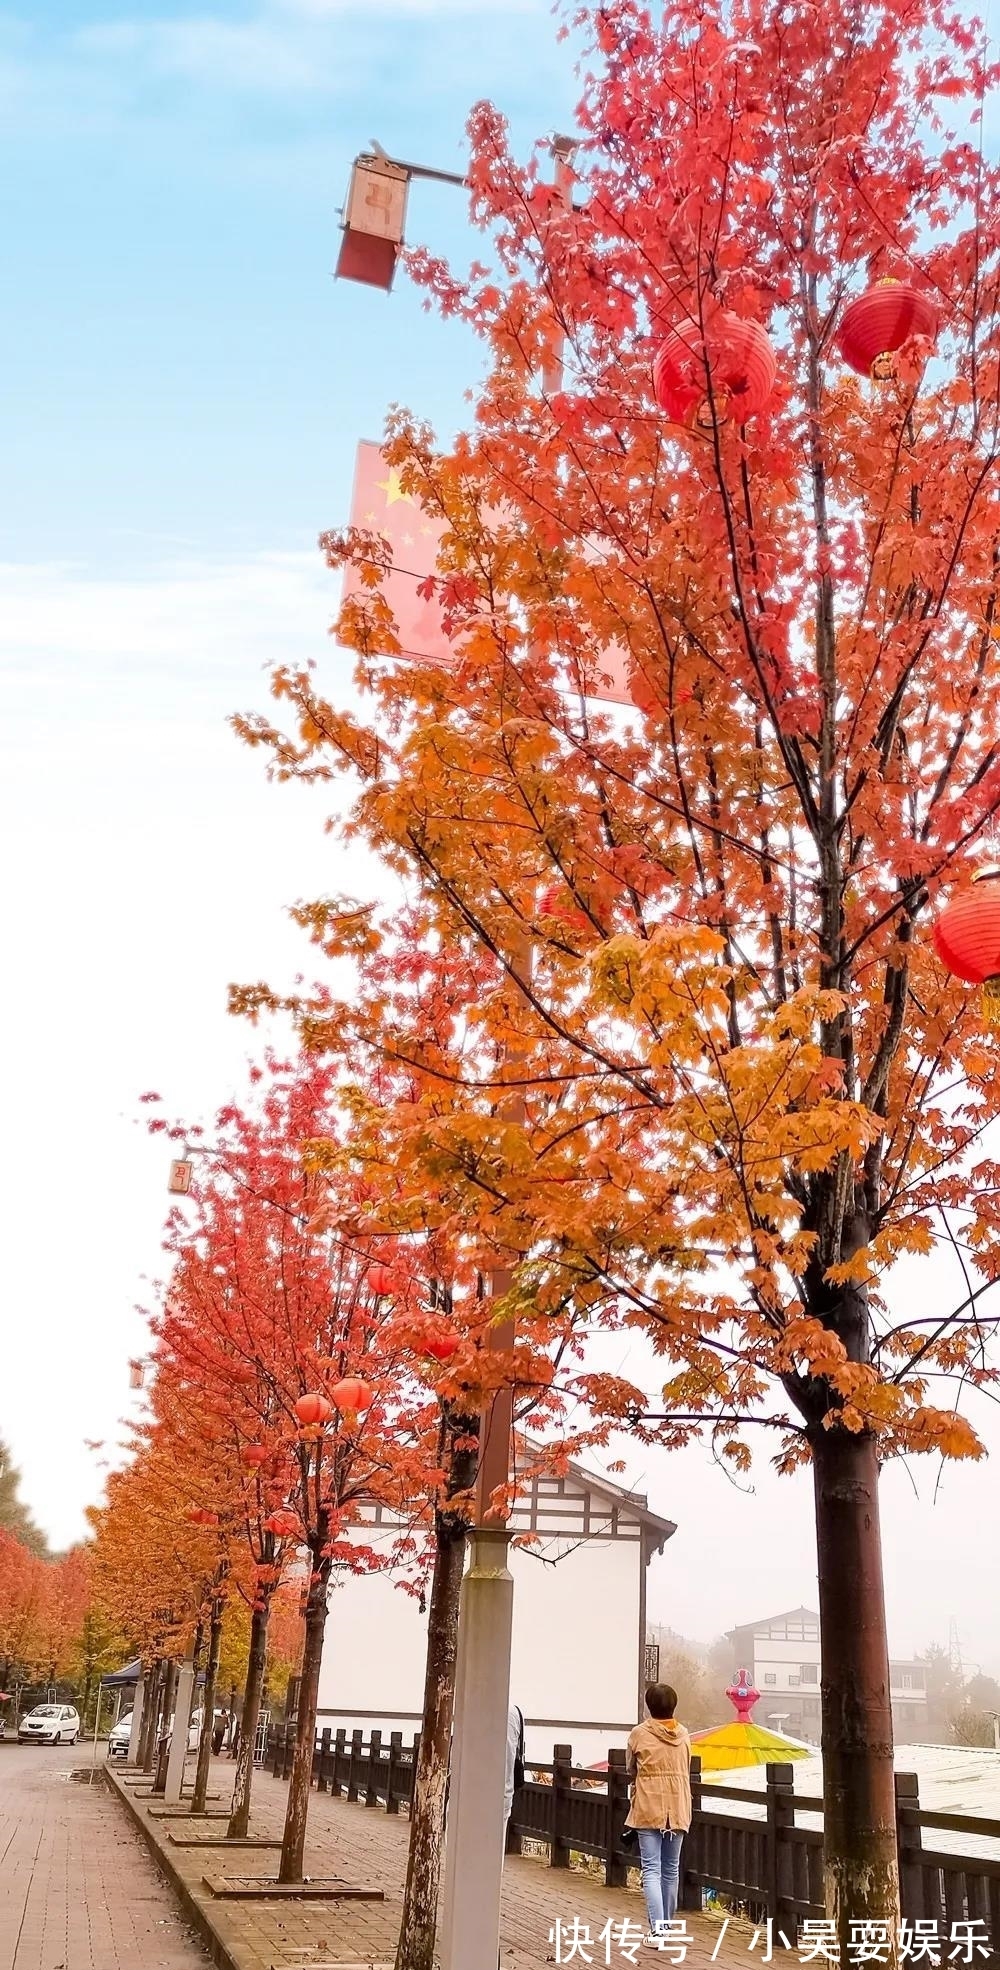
[126,1673,146,1765]
[165,1656,196,1803]
[439,1527,514,1970]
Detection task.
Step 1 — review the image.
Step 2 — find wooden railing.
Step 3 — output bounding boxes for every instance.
[265,1724,1000,1929]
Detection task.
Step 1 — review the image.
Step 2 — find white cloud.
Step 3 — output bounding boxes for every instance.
[75,14,334,93]
[0,552,387,1547]
[1,550,333,678]
[68,0,545,101]
[0,0,564,159]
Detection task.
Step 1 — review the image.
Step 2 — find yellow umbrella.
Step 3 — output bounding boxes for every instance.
[690,1719,812,1772]
[689,1670,813,1772]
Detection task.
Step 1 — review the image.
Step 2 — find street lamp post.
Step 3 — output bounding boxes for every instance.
[335,145,465,291]
[334,139,572,1970]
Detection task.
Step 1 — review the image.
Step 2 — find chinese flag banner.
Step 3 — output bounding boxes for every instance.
[576,627,633,708]
[341,441,634,707]
[342,440,452,666]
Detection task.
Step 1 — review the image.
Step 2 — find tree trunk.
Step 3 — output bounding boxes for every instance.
[278,1579,328,1884]
[152,1658,178,1793]
[139,1659,162,1772]
[812,1425,899,1960]
[228,1601,270,1838]
[394,1505,470,1970]
[191,1601,223,1814]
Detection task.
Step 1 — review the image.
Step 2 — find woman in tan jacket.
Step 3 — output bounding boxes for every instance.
[626,1683,692,1947]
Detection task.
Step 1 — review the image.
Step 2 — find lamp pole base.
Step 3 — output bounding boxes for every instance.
[438,1526,514,1970]
[164,1658,196,1803]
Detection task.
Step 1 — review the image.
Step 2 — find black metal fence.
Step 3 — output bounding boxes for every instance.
[265,1724,1000,1927]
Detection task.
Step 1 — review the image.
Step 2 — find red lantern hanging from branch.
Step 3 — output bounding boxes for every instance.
[294,1391,333,1428]
[241,1444,268,1467]
[263,1509,300,1539]
[423,1328,461,1363]
[330,1376,374,1415]
[186,1506,219,1527]
[836,280,938,379]
[652,312,776,427]
[365,1265,395,1298]
[933,871,1000,1021]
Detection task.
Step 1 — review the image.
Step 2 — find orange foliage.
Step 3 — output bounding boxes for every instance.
[237,0,1000,1470]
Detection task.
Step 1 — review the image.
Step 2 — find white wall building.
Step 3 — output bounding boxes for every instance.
[316,1457,676,1766]
[728,1605,930,1744]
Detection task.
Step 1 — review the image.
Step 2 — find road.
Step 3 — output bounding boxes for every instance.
[0,1740,210,1970]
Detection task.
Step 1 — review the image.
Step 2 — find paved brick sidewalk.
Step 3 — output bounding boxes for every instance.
[108,1753,749,1970]
[0,1741,211,1970]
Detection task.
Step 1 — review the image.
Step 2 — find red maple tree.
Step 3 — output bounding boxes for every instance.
[149,1051,441,1883]
[236,0,1000,1943]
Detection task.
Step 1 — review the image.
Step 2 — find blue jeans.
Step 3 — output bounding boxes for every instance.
[636,1827,684,1932]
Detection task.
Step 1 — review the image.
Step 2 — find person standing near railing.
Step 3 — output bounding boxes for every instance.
[503,1701,525,1838]
[625,1684,692,1951]
[496,1703,526,1969]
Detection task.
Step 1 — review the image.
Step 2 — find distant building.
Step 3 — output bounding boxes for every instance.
[727,1605,929,1744]
[315,1455,676,1765]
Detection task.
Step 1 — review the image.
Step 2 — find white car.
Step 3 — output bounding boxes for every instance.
[18,1703,80,1746]
[107,1710,134,1759]
[107,1704,227,1760]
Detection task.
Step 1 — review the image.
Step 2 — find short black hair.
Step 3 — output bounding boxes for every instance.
[645,1683,678,1720]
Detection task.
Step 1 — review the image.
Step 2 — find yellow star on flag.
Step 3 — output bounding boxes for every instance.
[376,467,414,507]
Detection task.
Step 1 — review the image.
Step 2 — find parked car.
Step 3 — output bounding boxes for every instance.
[106,1704,228,1760]
[107,1710,133,1759]
[18,1704,80,1746]
[188,1706,230,1751]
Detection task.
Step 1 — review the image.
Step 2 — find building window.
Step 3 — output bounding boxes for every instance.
[764,1673,776,1686]
[788,1675,800,1688]
[900,1674,912,1690]
[800,1664,818,1684]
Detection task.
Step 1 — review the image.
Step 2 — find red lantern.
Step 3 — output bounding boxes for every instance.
[424,1329,461,1363]
[836,280,938,379]
[186,1506,219,1527]
[263,1510,299,1539]
[294,1391,333,1427]
[330,1376,374,1414]
[652,324,703,423]
[933,871,1000,1020]
[653,312,776,427]
[242,1444,268,1467]
[365,1265,395,1297]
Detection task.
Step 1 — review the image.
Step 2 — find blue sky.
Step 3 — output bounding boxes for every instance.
[3,0,999,1675]
[0,0,575,1546]
[1,0,574,570]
